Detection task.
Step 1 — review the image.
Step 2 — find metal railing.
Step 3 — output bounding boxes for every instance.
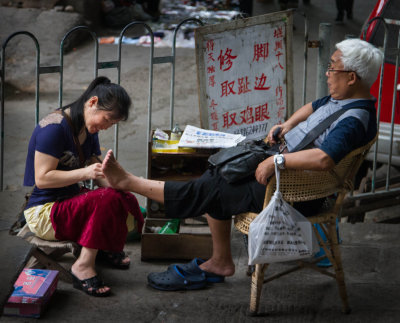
[1,15,399,219]
[0,19,203,191]
[344,18,400,204]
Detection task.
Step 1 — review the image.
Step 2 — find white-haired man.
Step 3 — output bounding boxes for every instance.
[102,38,383,291]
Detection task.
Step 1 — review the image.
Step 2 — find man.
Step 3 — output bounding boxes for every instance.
[102,38,382,291]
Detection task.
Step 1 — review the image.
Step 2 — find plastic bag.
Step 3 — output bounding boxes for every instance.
[248,161,320,265]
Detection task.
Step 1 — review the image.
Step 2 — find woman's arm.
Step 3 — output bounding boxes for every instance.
[34,151,105,189]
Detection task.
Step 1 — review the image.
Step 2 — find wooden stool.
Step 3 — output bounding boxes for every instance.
[16,224,80,283]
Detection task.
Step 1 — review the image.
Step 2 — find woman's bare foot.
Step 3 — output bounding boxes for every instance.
[102,149,134,191]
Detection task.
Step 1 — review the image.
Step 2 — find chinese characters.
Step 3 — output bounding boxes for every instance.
[203,22,288,138]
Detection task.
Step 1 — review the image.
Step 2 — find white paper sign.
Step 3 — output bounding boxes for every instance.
[195,12,293,140]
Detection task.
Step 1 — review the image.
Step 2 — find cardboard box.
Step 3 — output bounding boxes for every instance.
[3,269,59,318]
[141,218,213,261]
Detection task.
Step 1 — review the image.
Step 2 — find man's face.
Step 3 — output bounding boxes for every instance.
[326,50,355,100]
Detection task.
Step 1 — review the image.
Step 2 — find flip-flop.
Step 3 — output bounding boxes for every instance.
[168,258,225,283]
[147,265,206,291]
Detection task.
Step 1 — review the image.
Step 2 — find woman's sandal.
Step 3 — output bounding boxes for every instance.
[70,270,111,297]
[97,250,130,269]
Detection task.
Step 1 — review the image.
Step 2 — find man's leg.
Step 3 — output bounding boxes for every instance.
[103,150,236,277]
[199,215,235,277]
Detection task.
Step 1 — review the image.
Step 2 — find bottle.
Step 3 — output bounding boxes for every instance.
[170,123,183,141]
[150,200,160,212]
[158,219,180,234]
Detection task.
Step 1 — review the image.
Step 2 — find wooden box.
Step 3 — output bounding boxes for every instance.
[141,131,216,260]
[141,218,213,261]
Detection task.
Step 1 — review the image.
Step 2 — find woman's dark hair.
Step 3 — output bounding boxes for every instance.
[61,76,131,136]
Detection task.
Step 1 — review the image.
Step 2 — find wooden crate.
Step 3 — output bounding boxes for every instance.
[141,132,216,260]
[141,218,213,261]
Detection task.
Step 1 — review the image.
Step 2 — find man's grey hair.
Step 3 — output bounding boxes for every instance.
[336,39,383,88]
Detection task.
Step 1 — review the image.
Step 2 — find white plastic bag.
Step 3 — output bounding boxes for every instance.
[248,162,320,265]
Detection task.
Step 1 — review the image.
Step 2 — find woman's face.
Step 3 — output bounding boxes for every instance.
[84,96,121,134]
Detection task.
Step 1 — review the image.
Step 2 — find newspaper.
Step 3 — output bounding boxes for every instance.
[178,125,246,148]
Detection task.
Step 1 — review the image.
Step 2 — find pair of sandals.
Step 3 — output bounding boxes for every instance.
[147,258,225,291]
[71,250,130,297]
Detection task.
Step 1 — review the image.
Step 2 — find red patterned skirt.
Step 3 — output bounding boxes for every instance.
[50,187,143,252]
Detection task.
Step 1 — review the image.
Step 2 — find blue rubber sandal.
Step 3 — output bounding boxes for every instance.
[168,258,225,283]
[147,265,206,291]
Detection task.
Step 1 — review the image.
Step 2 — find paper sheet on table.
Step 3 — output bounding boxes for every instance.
[178,125,246,148]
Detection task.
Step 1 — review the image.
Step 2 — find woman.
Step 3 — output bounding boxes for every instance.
[23,76,143,297]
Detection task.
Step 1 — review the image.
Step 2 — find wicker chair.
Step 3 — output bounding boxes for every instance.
[233,137,377,316]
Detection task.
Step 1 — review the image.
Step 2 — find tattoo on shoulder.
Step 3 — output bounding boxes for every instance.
[39,112,63,128]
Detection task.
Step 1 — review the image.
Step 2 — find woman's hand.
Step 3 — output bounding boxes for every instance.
[88,155,110,187]
[84,163,105,181]
[34,151,105,189]
[255,156,275,185]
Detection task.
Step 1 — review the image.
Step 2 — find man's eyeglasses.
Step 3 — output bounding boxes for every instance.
[326,63,356,76]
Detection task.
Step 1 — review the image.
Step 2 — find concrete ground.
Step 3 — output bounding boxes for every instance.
[1,220,400,323]
[1,0,400,322]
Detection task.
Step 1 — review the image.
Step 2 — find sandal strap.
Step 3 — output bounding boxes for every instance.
[110,251,126,259]
[99,250,126,261]
[81,275,105,290]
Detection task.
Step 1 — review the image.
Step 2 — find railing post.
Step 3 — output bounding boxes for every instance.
[316,23,331,99]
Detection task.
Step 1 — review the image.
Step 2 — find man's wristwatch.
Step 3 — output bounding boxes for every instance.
[274,154,286,170]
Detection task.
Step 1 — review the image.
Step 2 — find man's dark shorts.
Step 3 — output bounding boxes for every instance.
[164,169,325,221]
[164,169,266,220]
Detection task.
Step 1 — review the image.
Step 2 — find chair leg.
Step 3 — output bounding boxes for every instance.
[242,234,255,276]
[249,263,268,316]
[328,223,351,314]
[31,247,73,283]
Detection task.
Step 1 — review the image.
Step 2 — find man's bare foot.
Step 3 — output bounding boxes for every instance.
[102,149,134,191]
[199,258,235,277]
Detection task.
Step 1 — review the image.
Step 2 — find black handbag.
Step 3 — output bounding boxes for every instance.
[208,140,279,183]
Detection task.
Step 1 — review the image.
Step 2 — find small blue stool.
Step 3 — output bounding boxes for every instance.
[314,220,341,267]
